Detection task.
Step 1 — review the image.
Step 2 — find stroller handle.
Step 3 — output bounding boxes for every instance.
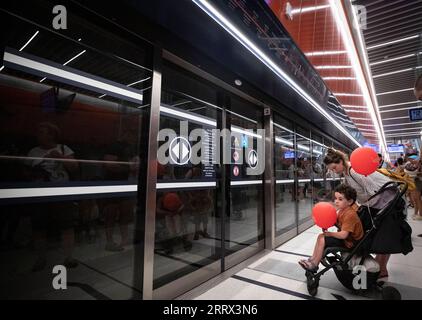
[366,181,408,203]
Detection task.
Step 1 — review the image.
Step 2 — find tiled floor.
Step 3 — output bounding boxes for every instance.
[192,209,422,300]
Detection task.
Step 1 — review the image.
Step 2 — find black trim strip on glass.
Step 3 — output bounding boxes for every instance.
[274,249,311,258]
[75,259,142,294]
[67,282,112,300]
[231,274,322,300]
[154,251,205,269]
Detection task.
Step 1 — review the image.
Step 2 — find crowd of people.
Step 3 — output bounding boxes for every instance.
[378,152,422,221]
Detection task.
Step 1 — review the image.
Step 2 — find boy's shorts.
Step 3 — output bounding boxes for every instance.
[324,236,345,248]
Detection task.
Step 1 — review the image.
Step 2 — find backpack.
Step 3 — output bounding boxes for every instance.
[376,168,415,191]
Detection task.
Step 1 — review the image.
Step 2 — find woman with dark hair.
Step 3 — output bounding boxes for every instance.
[323,148,392,279]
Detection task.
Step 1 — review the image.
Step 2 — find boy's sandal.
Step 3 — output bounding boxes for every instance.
[298,259,318,273]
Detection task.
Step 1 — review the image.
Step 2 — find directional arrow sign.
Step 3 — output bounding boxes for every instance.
[248,150,258,168]
[169,137,191,165]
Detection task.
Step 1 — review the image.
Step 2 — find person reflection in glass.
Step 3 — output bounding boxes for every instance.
[101,129,137,252]
[185,165,212,240]
[156,163,192,254]
[27,122,79,271]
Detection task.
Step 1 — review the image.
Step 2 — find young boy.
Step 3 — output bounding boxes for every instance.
[298,184,364,272]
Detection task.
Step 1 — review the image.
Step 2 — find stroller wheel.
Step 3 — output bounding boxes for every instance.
[306,271,319,297]
[381,286,401,300]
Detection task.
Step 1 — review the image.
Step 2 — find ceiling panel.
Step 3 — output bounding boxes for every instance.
[352,0,422,142]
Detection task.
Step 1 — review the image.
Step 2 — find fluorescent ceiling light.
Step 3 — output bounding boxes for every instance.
[373,67,419,78]
[312,149,323,155]
[298,144,310,152]
[127,77,151,87]
[323,76,356,80]
[382,116,409,121]
[333,93,364,97]
[5,50,143,103]
[63,50,86,66]
[274,123,294,133]
[348,1,388,157]
[354,123,374,127]
[231,126,262,139]
[161,105,217,127]
[383,121,422,127]
[343,109,369,113]
[19,30,39,51]
[158,181,217,189]
[376,88,413,96]
[380,106,421,113]
[226,109,257,124]
[291,4,330,15]
[311,140,326,148]
[315,65,352,69]
[385,132,421,137]
[342,105,367,109]
[98,77,151,99]
[367,34,420,50]
[370,53,416,66]
[192,0,361,147]
[0,66,4,72]
[379,101,420,108]
[305,50,347,56]
[39,50,86,83]
[275,137,294,147]
[384,127,422,132]
[230,180,263,186]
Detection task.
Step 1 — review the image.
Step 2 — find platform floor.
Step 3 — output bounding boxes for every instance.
[185,208,422,300]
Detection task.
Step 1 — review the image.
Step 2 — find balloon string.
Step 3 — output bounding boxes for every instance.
[362,176,376,229]
[350,168,375,229]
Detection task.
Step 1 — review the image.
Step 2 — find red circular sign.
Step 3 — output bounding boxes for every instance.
[233,166,239,177]
[233,151,239,162]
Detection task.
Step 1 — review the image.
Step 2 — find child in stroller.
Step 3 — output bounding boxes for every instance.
[298,184,363,273]
[300,181,412,298]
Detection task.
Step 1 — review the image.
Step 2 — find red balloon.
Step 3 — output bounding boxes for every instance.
[163,193,183,212]
[312,202,337,229]
[350,147,379,176]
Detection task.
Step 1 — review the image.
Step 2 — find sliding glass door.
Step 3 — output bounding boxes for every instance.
[0,11,152,299]
[273,117,296,237]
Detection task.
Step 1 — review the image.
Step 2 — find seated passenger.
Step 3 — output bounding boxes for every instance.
[298,184,363,272]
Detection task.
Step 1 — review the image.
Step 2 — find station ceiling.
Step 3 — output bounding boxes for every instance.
[353,0,422,143]
[270,0,422,147]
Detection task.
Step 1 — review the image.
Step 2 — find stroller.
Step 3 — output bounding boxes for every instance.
[305,181,413,298]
